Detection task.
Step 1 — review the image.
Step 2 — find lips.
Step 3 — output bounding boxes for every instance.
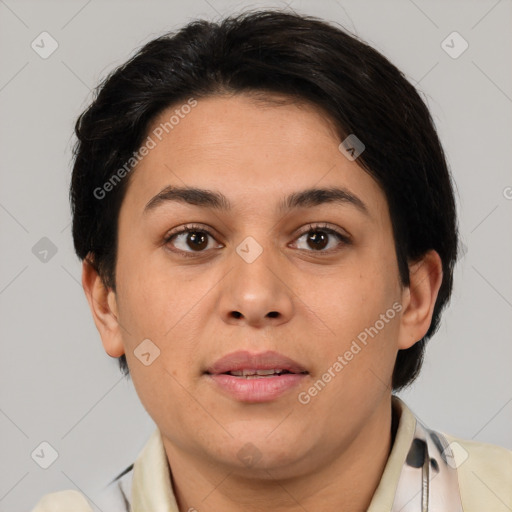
[204,350,309,403]
[226,369,293,378]
[205,350,308,376]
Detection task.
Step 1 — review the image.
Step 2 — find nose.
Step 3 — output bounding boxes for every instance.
[218,237,294,328]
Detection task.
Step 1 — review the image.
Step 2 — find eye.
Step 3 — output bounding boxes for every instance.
[164,222,350,258]
[164,224,222,256]
[292,223,350,253]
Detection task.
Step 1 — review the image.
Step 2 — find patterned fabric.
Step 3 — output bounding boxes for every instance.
[391,414,464,511]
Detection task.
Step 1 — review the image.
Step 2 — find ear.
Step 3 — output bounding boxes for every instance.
[397,250,443,350]
[81,257,125,358]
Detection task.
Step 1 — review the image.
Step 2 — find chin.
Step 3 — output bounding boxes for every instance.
[207,434,313,474]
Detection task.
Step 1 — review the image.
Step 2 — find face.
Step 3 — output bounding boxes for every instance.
[85,93,440,479]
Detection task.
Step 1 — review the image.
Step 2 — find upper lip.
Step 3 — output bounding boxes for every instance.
[205,350,308,375]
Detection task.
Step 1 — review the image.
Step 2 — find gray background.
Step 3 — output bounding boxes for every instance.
[0,0,511,510]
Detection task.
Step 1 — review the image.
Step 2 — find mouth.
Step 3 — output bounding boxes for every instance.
[204,350,309,402]
[205,349,308,375]
[221,368,307,378]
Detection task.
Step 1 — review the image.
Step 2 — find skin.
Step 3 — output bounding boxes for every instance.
[82,93,443,512]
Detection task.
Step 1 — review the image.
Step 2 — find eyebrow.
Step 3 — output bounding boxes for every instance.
[143,185,369,217]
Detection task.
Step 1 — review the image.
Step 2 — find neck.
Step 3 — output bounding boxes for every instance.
[163,395,395,512]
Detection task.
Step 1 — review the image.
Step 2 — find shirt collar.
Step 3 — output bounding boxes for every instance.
[131,428,180,511]
[367,395,418,510]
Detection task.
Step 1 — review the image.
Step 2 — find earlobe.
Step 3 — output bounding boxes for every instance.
[81,257,125,358]
[397,250,443,350]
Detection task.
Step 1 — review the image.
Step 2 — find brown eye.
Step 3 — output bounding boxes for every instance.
[164,224,222,255]
[305,231,329,251]
[164,222,349,258]
[293,224,350,253]
[184,231,209,251]
[167,230,212,252]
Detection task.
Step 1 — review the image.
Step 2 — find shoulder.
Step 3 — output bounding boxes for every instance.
[31,464,134,512]
[444,432,512,511]
[30,490,94,512]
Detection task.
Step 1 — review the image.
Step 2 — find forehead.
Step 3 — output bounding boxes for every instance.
[122,93,389,221]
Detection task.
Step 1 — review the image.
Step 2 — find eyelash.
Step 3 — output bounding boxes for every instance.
[163,223,351,258]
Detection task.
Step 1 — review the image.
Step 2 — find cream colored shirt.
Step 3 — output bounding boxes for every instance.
[32,397,512,511]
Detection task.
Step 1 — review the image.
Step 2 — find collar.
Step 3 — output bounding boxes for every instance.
[129,396,463,511]
[368,396,463,511]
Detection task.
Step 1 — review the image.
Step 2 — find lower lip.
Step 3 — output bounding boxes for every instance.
[206,373,307,403]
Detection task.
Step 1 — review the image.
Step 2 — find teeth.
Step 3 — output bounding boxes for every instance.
[228,369,285,377]
[255,369,283,376]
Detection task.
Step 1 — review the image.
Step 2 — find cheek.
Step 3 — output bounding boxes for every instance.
[303,275,400,416]
[116,251,217,364]
[117,244,174,324]
[305,253,400,369]
[128,361,205,447]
